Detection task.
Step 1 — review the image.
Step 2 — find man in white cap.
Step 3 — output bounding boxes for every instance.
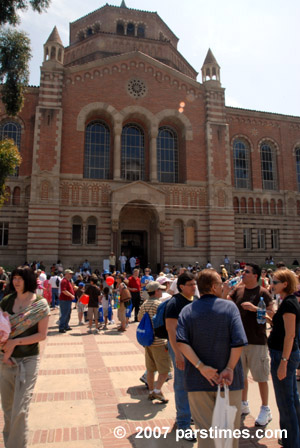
[138,281,172,403]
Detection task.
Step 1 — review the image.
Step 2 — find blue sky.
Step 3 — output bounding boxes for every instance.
[18,0,300,117]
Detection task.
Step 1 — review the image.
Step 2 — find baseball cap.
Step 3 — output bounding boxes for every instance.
[64,269,74,274]
[78,282,85,287]
[146,281,166,292]
[156,276,170,285]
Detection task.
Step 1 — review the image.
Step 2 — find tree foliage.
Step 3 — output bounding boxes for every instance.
[0,29,31,115]
[0,0,51,26]
[0,139,22,205]
[0,0,51,115]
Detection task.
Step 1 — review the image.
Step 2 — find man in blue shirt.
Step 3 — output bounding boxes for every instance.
[176,269,247,448]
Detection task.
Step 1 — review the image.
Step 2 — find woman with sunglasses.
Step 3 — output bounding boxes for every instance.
[268,269,300,448]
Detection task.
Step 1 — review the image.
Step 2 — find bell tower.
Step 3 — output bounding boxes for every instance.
[27,26,64,263]
[201,48,221,86]
[202,49,235,265]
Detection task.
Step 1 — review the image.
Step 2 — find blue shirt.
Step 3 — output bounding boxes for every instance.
[176,294,248,392]
[141,275,154,291]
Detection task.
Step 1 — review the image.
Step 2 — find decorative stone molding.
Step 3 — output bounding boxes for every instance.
[77,102,120,131]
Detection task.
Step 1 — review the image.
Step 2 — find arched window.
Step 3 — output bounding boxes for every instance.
[240,197,247,213]
[248,198,254,213]
[137,25,145,38]
[87,216,97,245]
[116,22,124,35]
[186,220,196,247]
[233,139,251,189]
[260,142,277,190]
[173,219,183,248]
[127,23,135,36]
[233,197,239,213]
[72,216,82,245]
[12,187,21,205]
[84,121,110,179]
[0,121,21,177]
[121,124,145,181]
[157,126,178,183]
[296,147,300,192]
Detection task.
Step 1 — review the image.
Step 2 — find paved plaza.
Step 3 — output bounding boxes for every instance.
[0,307,292,447]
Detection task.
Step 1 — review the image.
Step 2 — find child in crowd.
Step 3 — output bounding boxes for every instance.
[101,287,110,330]
[76,282,86,325]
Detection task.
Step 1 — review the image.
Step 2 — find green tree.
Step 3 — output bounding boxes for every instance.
[0,139,22,205]
[0,0,51,116]
[0,29,31,116]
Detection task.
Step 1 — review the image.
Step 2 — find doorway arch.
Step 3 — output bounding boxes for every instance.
[119,200,159,271]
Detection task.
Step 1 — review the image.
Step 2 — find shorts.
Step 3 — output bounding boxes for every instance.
[87,307,99,321]
[241,344,270,382]
[145,344,172,374]
[77,302,86,313]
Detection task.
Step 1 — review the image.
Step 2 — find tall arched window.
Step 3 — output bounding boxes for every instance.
[173,219,184,248]
[296,147,300,192]
[86,216,97,245]
[121,124,145,181]
[157,126,178,183]
[0,121,22,176]
[116,22,124,35]
[260,142,277,190]
[137,25,145,38]
[233,139,251,189]
[72,216,82,245]
[84,121,110,179]
[127,23,135,36]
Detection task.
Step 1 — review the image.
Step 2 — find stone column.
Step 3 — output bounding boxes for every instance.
[113,124,122,180]
[150,127,158,182]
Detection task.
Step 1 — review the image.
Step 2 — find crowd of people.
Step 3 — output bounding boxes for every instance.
[0,258,299,447]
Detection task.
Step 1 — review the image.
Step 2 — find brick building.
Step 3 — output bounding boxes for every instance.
[1,1,300,271]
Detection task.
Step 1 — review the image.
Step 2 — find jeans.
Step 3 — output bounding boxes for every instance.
[59,300,72,330]
[168,342,191,429]
[270,348,300,448]
[0,355,39,448]
[131,292,141,321]
[51,288,59,308]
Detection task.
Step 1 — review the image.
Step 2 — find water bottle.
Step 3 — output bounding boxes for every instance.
[257,297,266,324]
[228,276,242,288]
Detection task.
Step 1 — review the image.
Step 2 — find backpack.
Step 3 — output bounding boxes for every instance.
[56,277,60,287]
[152,299,171,339]
[136,312,154,347]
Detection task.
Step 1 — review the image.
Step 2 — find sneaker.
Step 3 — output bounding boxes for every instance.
[166,373,173,382]
[59,329,66,333]
[181,428,196,442]
[88,328,92,334]
[241,400,250,416]
[148,392,154,400]
[151,391,169,403]
[255,406,272,426]
[139,374,148,388]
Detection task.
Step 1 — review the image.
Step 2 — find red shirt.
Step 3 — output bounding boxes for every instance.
[59,278,75,301]
[127,276,141,292]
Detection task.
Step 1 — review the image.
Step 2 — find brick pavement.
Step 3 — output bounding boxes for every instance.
[0,307,284,447]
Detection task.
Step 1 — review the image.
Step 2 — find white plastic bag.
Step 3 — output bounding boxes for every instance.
[211,385,237,448]
[0,310,11,344]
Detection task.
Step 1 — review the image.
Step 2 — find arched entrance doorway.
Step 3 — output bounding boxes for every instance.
[119,201,160,271]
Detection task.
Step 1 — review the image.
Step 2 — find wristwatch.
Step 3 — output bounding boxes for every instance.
[281,357,288,362]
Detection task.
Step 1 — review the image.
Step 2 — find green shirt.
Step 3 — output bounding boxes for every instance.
[0,293,43,358]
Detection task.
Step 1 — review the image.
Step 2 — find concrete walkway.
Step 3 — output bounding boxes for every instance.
[0,307,289,447]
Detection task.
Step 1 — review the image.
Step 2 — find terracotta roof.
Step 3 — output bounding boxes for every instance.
[46,26,63,45]
[203,48,219,66]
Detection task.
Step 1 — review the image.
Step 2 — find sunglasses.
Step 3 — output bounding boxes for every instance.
[243,270,251,274]
[272,280,282,285]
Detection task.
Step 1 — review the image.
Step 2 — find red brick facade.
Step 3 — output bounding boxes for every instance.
[1,2,300,271]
